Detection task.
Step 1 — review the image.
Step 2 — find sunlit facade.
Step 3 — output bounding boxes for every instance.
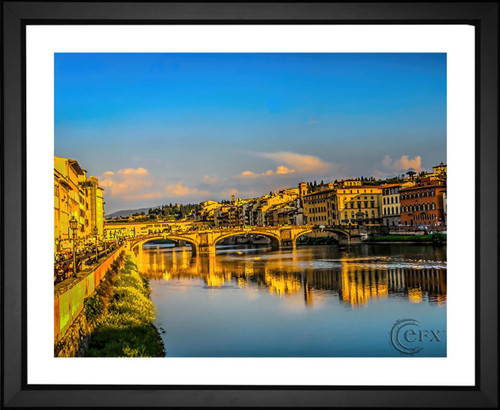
[400,178,447,227]
[54,157,105,252]
[335,184,382,226]
[303,188,336,226]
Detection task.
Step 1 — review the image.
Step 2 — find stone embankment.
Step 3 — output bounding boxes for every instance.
[54,251,125,357]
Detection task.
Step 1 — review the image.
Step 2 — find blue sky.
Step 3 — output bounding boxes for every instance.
[55,53,446,213]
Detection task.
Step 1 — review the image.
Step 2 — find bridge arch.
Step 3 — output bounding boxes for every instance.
[292,229,315,243]
[292,227,350,245]
[132,235,199,256]
[213,230,281,250]
[323,227,351,239]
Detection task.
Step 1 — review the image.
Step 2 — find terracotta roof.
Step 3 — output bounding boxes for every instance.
[379,183,404,188]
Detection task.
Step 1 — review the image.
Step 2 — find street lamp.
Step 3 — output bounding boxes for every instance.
[69,216,78,277]
[93,226,99,264]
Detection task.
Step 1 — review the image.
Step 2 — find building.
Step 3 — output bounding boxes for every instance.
[342,179,363,188]
[291,196,306,225]
[381,184,403,226]
[298,182,308,197]
[302,187,336,226]
[431,162,447,179]
[214,204,236,227]
[443,190,447,226]
[251,191,299,227]
[195,200,220,224]
[335,182,382,226]
[400,179,446,227]
[85,176,105,237]
[54,157,105,252]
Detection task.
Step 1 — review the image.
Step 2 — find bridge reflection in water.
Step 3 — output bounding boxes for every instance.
[134,244,446,308]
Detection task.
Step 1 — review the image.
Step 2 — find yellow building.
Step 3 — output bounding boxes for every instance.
[342,179,362,188]
[431,162,447,179]
[335,183,382,226]
[302,188,336,225]
[265,204,296,226]
[54,157,105,252]
[85,176,105,237]
[250,190,299,226]
[381,181,415,226]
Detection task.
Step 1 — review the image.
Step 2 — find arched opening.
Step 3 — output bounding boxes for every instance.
[162,237,198,256]
[214,232,281,253]
[137,236,198,256]
[295,229,342,246]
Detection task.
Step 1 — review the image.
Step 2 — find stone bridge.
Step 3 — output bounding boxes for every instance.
[130,225,358,255]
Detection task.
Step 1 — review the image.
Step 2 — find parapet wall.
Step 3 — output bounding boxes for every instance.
[54,246,124,344]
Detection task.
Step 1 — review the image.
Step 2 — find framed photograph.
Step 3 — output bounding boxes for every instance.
[2,1,498,407]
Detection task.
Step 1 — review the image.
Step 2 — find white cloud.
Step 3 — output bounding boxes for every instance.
[221,188,239,197]
[236,165,295,179]
[259,151,334,174]
[165,181,209,197]
[381,155,423,172]
[202,175,219,184]
[276,165,296,175]
[99,167,161,201]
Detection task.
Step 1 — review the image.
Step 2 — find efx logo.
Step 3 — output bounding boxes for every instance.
[389,318,444,355]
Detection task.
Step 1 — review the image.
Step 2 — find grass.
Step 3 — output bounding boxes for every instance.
[85,254,165,357]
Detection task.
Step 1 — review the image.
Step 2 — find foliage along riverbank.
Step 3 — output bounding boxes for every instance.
[297,236,339,245]
[296,233,446,246]
[363,233,446,245]
[84,253,165,357]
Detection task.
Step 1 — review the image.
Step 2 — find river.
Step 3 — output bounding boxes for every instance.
[135,243,446,357]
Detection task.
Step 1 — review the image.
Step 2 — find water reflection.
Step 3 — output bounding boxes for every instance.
[135,244,446,308]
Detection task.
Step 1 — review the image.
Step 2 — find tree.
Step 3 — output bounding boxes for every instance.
[406,170,417,180]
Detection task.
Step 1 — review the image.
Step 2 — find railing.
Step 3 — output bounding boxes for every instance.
[54,245,121,285]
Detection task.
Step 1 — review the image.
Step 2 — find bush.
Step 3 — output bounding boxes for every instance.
[431,233,446,246]
[297,236,338,245]
[84,294,104,325]
[85,254,165,357]
[363,234,447,245]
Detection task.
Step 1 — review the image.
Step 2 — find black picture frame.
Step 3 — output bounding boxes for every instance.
[1,1,498,407]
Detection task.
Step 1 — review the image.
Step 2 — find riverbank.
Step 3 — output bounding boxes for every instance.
[54,248,126,357]
[297,236,339,245]
[363,233,446,245]
[85,253,165,357]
